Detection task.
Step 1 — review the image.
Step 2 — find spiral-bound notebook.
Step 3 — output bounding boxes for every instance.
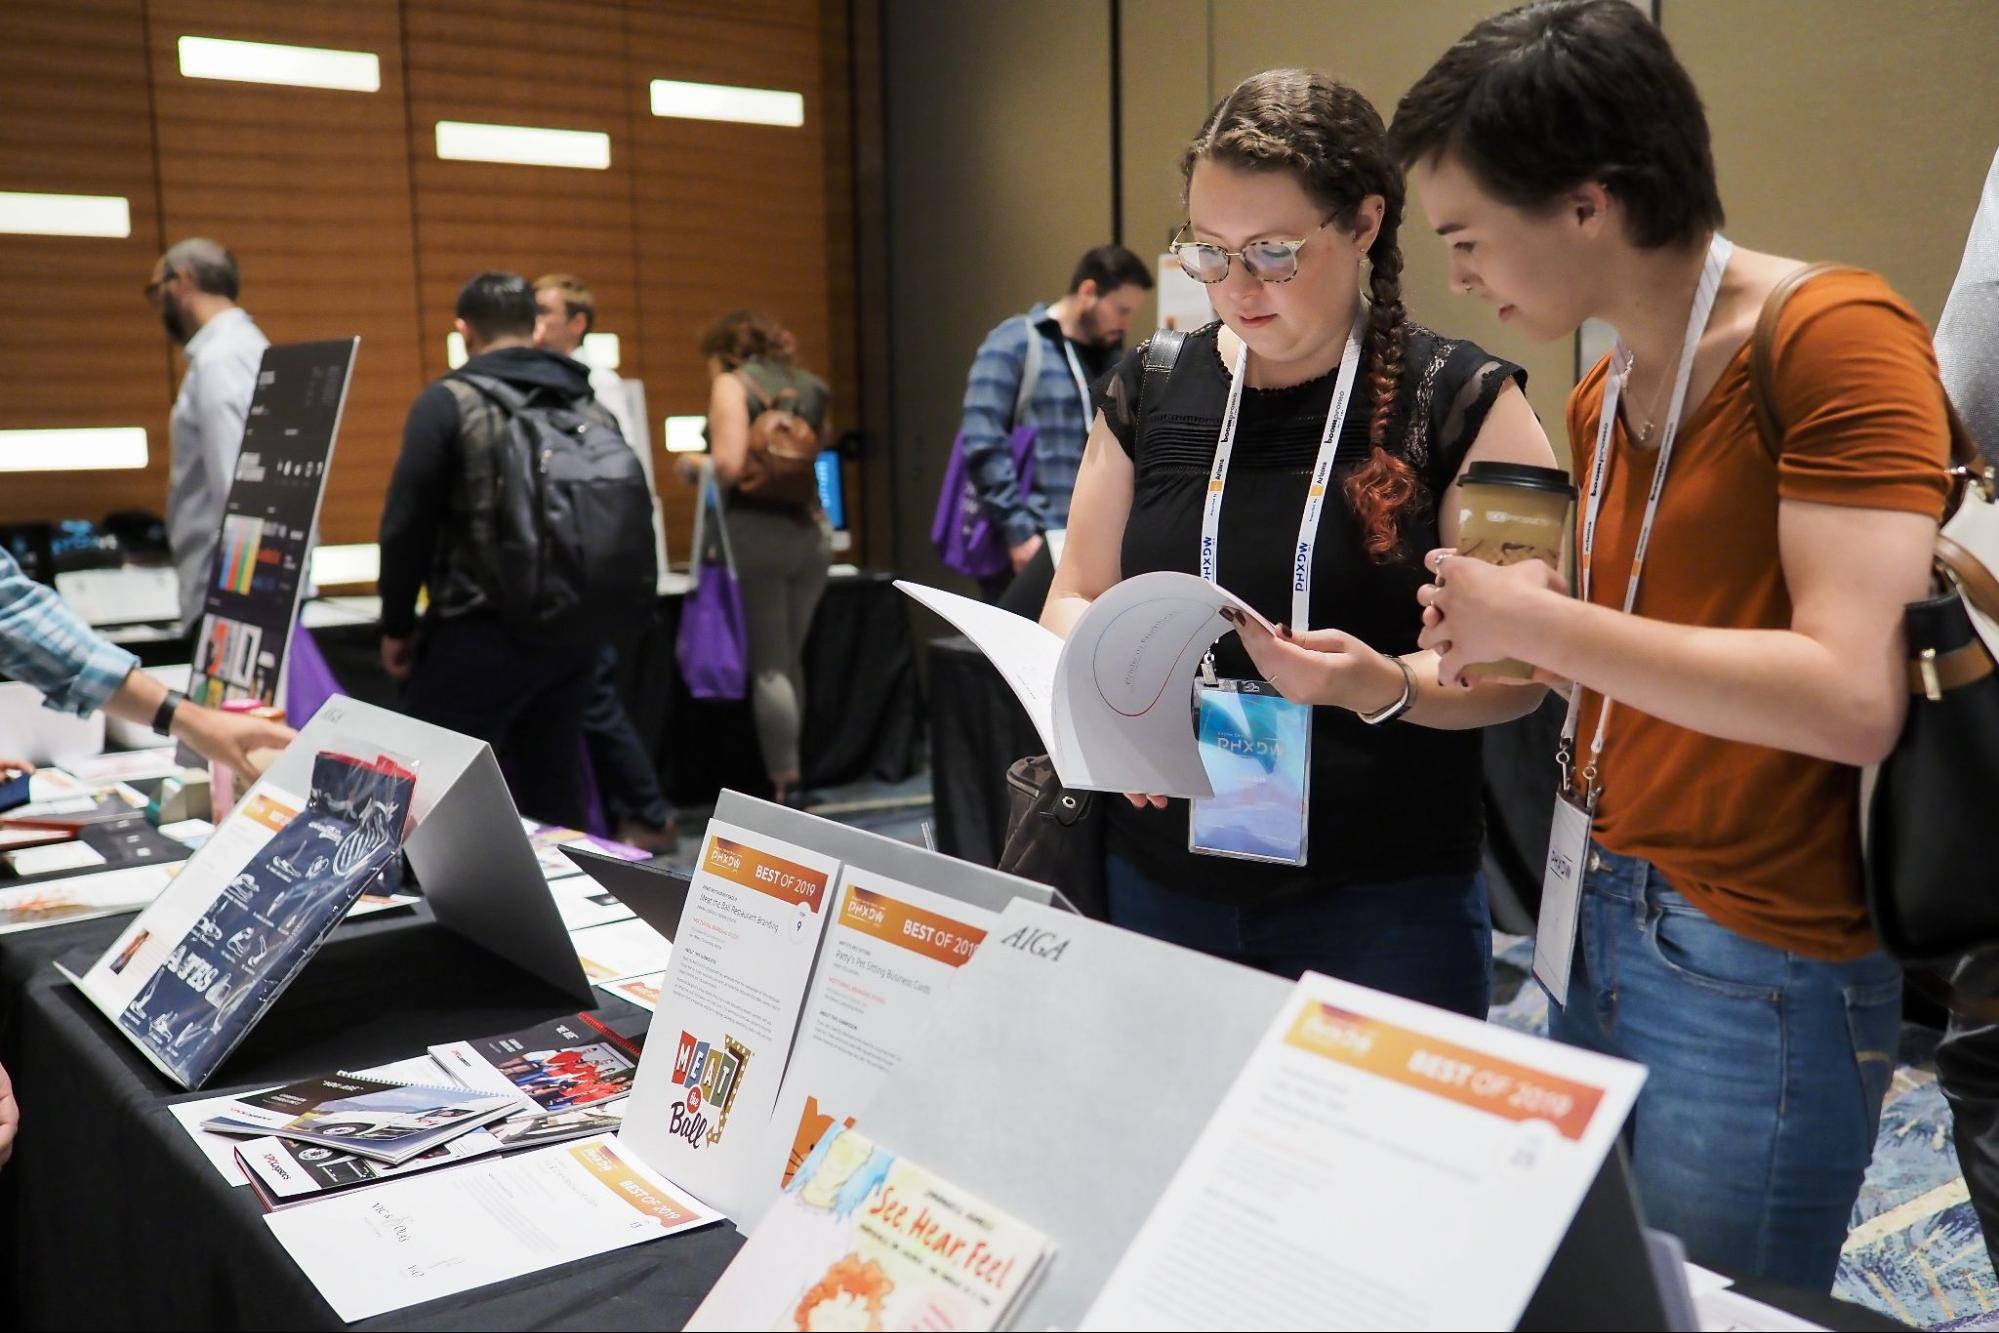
[202,1072,519,1165]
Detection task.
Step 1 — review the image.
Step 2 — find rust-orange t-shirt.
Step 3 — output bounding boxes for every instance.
[1564,269,1950,960]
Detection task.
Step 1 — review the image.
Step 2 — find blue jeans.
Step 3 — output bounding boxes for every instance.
[1550,844,1901,1291]
[1105,854,1492,1017]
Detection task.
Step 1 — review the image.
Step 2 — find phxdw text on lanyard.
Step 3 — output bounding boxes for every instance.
[1532,234,1734,1005]
[1186,310,1365,866]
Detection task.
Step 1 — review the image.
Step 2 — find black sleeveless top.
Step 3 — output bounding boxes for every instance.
[1097,320,1525,901]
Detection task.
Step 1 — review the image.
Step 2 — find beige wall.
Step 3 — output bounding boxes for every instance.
[880,0,1112,577]
[1119,0,1578,454]
[1668,0,1999,327]
[882,1,1999,552]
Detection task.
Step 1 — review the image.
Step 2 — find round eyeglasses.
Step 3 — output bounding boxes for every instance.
[1170,218,1334,284]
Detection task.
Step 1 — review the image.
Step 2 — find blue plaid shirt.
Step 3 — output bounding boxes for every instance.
[0,548,138,716]
[958,304,1098,546]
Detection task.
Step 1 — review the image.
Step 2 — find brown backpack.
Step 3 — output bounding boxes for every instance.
[735,370,823,510]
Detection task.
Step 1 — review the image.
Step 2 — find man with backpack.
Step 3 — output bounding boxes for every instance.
[949,246,1152,601]
[378,272,655,828]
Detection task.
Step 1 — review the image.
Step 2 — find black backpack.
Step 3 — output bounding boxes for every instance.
[447,372,656,633]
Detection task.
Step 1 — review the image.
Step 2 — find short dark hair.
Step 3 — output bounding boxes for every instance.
[1388,0,1724,250]
[161,237,240,300]
[1068,245,1153,296]
[455,271,536,344]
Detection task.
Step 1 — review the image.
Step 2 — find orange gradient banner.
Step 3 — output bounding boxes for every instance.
[703,836,830,914]
[837,885,987,967]
[569,1142,703,1225]
[239,790,298,835]
[1283,1001,1604,1141]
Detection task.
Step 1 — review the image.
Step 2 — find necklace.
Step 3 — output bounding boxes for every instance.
[1627,343,1684,447]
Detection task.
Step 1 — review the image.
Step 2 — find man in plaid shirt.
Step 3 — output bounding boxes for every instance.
[957,246,1153,596]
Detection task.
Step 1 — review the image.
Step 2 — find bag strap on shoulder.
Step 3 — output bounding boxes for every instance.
[1135,328,1188,447]
[1749,263,1983,477]
[1010,315,1044,431]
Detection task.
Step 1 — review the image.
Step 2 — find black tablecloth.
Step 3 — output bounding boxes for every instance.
[308,572,922,808]
[0,905,1908,1331]
[0,909,744,1331]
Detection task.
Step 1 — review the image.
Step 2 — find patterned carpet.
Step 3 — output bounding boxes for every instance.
[678,781,1999,1329]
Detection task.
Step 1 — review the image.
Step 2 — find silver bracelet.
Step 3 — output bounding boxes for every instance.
[1356,656,1416,726]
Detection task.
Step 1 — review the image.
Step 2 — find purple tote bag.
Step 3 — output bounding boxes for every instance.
[929,424,1036,580]
[677,476,749,700]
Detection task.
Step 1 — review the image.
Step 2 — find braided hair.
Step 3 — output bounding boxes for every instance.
[1182,69,1416,563]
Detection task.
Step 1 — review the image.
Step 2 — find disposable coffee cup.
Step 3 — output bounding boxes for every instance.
[1452,461,1576,680]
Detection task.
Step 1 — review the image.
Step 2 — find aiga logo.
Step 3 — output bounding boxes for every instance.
[998,925,1070,962]
[669,1030,751,1148]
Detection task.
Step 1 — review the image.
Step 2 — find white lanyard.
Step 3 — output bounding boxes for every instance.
[1200,311,1366,631]
[1561,234,1734,796]
[1058,339,1093,424]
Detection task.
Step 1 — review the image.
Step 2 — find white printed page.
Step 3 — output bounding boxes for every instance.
[568,917,671,984]
[263,1134,716,1322]
[893,581,1064,751]
[1079,972,1645,1332]
[70,786,302,1020]
[619,818,840,1220]
[743,869,997,1227]
[1055,571,1270,798]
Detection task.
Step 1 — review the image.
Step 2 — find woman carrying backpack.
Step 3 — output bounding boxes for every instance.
[682,310,832,808]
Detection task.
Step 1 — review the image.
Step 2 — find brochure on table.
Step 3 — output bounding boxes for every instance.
[263,1134,717,1323]
[65,752,413,1088]
[252,794,1065,1321]
[617,814,841,1222]
[742,866,998,1228]
[621,792,1064,1224]
[1078,972,1646,1331]
[66,697,590,1088]
[897,571,1275,798]
[190,338,357,709]
[688,1123,1053,1331]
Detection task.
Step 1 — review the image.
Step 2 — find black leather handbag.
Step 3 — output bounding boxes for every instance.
[995,329,1189,920]
[1752,264,1999,986]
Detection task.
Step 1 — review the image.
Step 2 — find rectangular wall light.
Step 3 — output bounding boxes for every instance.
[664,416,707,454]
[0,428,148,472]
[435,120,610,170]
[0,192,131,239]
[177,35,381,93]
[309,543,380,586]
[650,79,804,128]
[445,331,467,369]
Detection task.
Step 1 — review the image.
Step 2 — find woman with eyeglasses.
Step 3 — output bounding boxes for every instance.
[1041,69,1558,1016]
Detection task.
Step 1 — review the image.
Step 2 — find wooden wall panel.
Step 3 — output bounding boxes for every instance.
[0,0,856,573]
[144,0,424,547]
[0,0,168,526]
[627,2,832,563]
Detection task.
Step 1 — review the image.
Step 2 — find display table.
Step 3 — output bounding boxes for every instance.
[0,908,744,1331]
[0,898,1909,1331]
[301,570,922,807]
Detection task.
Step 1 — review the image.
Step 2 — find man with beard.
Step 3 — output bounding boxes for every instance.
[145,238,270,634]
[956,246,1152,600]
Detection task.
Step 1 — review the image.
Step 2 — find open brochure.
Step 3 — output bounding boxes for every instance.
[202,1072,518,1165]
[430,1012,644,1113]
[689,1123,1054,1331]
[897,571,1273,798]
